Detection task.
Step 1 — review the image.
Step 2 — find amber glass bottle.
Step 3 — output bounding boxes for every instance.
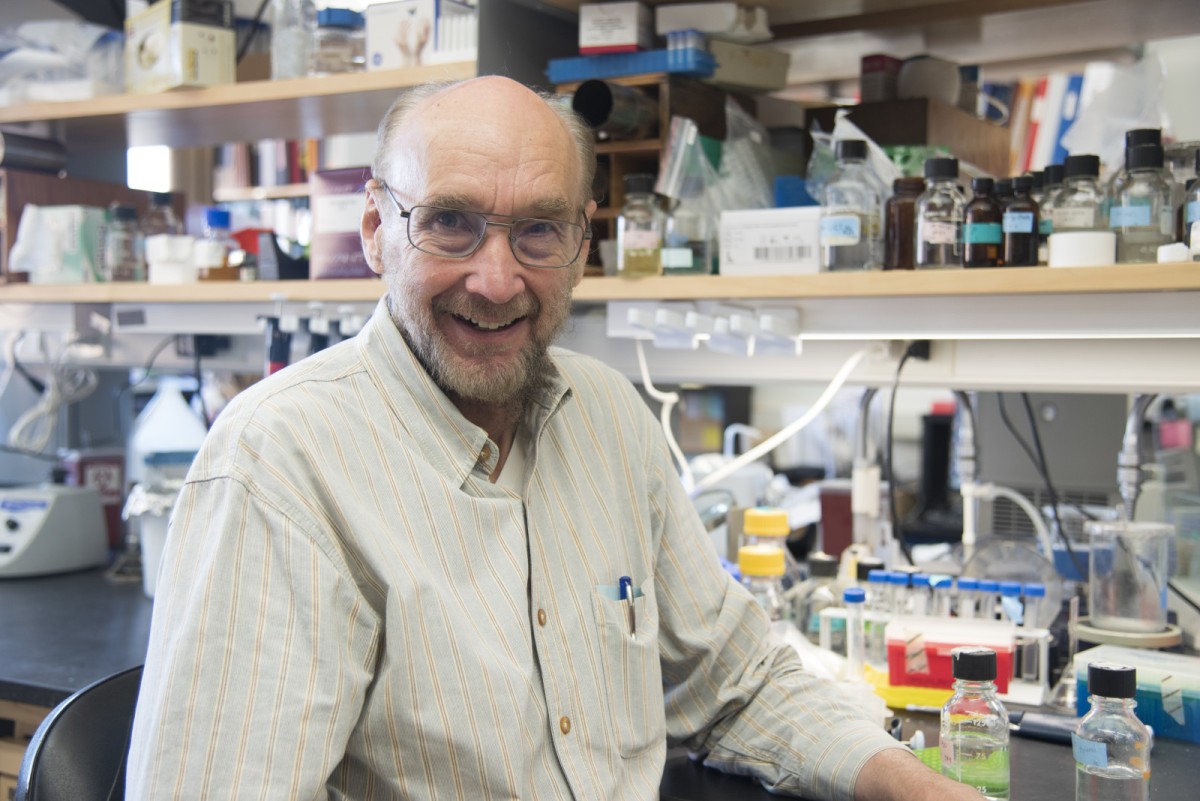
[883,176,927,270]
[1003,175,1040,266]
[964,177,1002,268]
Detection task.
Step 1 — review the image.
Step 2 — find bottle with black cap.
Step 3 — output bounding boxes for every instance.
[915,156,965,268]
[1187,148,1200,260]
[819,139,882,271]
[1003,175,1040,267]
[1108,128,1163,204]
[941,646,1010,800]
[964,177,1002,268]
[1054,155,1108,233]
[793,552,842,650]
[1073,662,1151,801]
[1110,142,1174,263]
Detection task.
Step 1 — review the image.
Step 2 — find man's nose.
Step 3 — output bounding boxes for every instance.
[463,225,525,304]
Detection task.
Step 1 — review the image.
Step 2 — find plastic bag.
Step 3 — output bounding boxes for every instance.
[713,97,775,211]
[0,20,117,104]
[1060,55,1171,175]
[806,110,902,202]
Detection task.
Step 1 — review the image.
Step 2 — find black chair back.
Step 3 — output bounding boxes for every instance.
[16,665,143,801]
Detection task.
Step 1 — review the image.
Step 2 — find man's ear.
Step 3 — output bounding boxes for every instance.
[572,199,599,289]
[361,180,385,276]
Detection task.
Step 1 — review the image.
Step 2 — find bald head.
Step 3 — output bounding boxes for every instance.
[372,77,596,211]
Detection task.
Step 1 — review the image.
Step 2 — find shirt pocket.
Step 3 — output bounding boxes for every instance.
[591,576,666,758]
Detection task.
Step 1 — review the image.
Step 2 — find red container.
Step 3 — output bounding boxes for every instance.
[885,617,1015,693]
[59,448,125,549]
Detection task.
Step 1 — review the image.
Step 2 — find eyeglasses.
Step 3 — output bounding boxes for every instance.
[378,181,591,269]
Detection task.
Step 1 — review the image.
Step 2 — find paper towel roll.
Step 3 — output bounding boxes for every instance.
[1048,231,1117,267]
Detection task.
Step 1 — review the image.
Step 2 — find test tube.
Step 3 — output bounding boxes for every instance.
[956,577,980,619]
[866,569,889,667]
[978,579,1000,620]
[1021,583,1046,681]
[844,587,866,681]
[998,581,1023,623]
[887,571,911,616]
[931,575,954,616]
[910,573,931,617]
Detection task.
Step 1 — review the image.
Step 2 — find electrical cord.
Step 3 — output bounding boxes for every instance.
[237,0,274,63]
[635,339,694,492]
[885,343,919,566]
[7,335,99,454]
[1018,392,1087,578]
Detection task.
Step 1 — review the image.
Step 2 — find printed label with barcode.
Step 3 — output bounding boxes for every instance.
[752,245,814,262]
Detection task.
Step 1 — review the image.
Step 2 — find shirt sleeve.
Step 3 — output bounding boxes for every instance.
[646,433,906,801]
[126,473,381,800]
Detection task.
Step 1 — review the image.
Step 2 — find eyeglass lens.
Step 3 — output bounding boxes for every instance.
[408,206,583,267]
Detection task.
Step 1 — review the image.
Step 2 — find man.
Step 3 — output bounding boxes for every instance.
[128,77,982,800]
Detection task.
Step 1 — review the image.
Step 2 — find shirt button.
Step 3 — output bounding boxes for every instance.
[559,716,571,735]
[537,609,547,626]
[480,445,492,462]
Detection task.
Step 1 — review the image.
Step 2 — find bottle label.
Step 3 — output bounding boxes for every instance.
[1039,218,1053,235]
[964,222,1001,244]
[1110,205,1152,228]
[1003,211,1035,234]
[661,247,694,269]
[1072,732,1108,769]
[919,220,958,246]
[1191,222,1200,254]
[819,214,862,246]
[622,230,661,250]
[1187,200,1200,225]
[1160,208,1175,236]
[1053,206,1096,229]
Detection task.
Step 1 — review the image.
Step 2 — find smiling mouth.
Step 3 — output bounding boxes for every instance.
[455,313,525,332]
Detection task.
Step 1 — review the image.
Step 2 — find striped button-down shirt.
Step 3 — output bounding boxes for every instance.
[127,299,903,801]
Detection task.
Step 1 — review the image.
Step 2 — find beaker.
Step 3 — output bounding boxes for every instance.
[1086,520,1174,633]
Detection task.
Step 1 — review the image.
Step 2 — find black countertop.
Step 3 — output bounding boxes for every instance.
[0,567,153,709]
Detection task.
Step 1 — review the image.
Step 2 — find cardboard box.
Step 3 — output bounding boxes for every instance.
[367,0,476,70]
[719,206,821,276]
[579,2,654,55]
[125,0,235,94]
[706,39,789,92]
[309,168,375,280]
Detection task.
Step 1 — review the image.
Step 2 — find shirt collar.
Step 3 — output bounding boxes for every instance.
[355,297,572,488]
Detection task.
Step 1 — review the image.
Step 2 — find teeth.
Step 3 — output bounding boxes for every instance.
[467,316,513,331]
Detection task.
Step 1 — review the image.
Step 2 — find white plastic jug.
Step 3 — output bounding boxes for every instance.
[126,375,208,489]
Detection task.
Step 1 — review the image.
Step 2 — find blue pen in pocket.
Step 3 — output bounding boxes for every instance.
[619,576,636,640]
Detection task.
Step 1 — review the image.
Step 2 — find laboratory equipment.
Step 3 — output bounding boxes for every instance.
[0,485,107,578]
[103,205,144,282]
[886,615,1016,694]
[915,156,964,268]
[1111,143,1174,263]
[1054,155,1108,233]
[819,139,881,271]
[941,647,1010,800]
[883,176,925,270]
[1003,175,1039,267]
[964,177,1001,268]
[1074,644,1200,744]
[271,0,316,80]
[1074,662,1152,801]
[795,553,841,647]
[616,173,664,276]
[1085,520,1174,634]
[739,544,786,622]
[844,587,866,682]
[961,538,1062,628]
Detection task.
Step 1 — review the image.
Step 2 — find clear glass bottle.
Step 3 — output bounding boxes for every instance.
[915,157,964,268]
[103,204,145,282]
[742,507,797,584]
[1054,155,1108,233]
[141,192,183,238]
[193,208,239,281]
[1039,163,1066,263]
[1020,582,1046,681]
[795,553,843,650]
[941,646,1010,800]
[820,139,882,271]
[1111,143,1174,263]
[1107,129,1162,211]
[617,173,665,277]
[964,176,1002,268]
[663,204,713,275]
[270,0,317,80]
[310,8,366,75]
[738,544,786,622]
[1003,175,1040,266]
[1028,170,1046,208]
[1187,149,1200,260]
[865,568,890,667]
[884,176,926,270]
[843,587,866,681]
[1074,662,1152,801]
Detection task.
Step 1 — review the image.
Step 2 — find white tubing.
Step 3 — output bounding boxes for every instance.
[984,483,1055,560]
[690,345,881,498]
[635,339,695,492]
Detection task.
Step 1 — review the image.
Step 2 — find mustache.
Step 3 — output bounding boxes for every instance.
[435,294,539,321]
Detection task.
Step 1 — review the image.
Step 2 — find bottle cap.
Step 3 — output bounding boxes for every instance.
[1088,662,1137,699]
[807,553,839,578]
[999,580,1022,596]
[835,139,868,162]
[624,173,657,195]
[1023,583,1046,597]
[856,558,884,581]
[1064,154,1101,178]
[317,8,364,28]
[205,207,232,229]
[112,205,138,222]
[979,579,999,592]
[151,191,174,206]
[1043,163,1065,186]
[887,571,910,586]
[1127,143,1164,170]
[970,176,994,195]
[1012,175,1033,194]
[1124,128,1161,148]
[952,646,997,680]
[957,576,979,591]
[868,569,888,584]
[843,587,866,604]
[894,176,927,193]
[931,574,953,590]
[912,573,931,588]
[924,157,958,180]
[995,177,1014,196]
[1028,170,1044,191]
[738,544,785,577]
[743,507,789,537]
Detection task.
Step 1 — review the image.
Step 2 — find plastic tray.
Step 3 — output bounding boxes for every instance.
[547,48,716,84]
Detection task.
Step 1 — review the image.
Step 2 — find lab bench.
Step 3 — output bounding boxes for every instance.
[1,569,1197,800]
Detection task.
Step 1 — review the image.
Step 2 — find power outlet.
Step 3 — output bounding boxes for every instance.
[175,335,231,358]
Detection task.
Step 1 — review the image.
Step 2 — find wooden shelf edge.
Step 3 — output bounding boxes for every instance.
[1,263,1195,305]
[213,184,310,203]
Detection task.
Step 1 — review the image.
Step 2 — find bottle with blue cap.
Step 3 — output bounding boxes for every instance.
[998,581,1023,624]
[866,568,890,666]
[1021,583,1047,681]
[910,573,932,616]
[978,579,1000,620]
[194,208,239,281]
[887,570,911,615]
[957,576,981,618]
[843,587,867,681]
[311,8,366,75]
